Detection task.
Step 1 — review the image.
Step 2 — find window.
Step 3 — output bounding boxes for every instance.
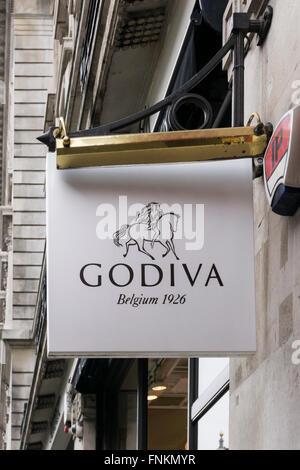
[197,391,229,450]
[190,358,229,450]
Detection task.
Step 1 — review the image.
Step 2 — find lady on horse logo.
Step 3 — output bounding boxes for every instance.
[113,202,180,260]
[95,196,204,252]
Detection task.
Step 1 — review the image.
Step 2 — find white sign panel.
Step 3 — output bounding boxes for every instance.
[47,155,256,357]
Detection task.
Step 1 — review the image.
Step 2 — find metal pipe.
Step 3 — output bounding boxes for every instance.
[232,32,245,127]
[137,359,148,450]
[213,89,232,128]
[68,35,235,138]
[188,358,198,450]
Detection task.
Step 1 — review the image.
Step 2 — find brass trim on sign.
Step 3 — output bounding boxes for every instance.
[55,127,268,169]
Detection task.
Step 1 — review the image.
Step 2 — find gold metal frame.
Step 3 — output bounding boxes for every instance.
[56,127,267,169]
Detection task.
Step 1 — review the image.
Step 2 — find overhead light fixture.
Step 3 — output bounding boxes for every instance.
[148,360,167,394]
[151,383,167,392]
[147,394,158,401]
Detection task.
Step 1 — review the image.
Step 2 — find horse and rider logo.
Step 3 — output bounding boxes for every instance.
[113,202,180,260]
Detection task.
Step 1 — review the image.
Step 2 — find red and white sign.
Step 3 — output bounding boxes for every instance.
[264,105,300,215]
[264,113,291,200]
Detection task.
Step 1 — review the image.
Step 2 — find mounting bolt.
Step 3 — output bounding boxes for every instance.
[63,136,70,147]
[254,122,265,136]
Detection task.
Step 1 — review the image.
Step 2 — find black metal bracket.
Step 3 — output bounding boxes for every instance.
[38,5,273,151]
[232,6,273,46]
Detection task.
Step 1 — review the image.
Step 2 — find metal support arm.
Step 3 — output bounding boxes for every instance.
[37,6,273,152]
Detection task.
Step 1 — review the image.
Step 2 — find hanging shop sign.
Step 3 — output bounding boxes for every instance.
[264,105,300,216]
[46,144,256,357]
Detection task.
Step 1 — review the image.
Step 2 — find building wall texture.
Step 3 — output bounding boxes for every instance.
[12,12,53,332]
[229,0,300,450]
[0,0,54,450]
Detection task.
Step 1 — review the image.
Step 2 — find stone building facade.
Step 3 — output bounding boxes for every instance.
[0,0,54,450]
[0,0,299,450]
[228,0,300,449]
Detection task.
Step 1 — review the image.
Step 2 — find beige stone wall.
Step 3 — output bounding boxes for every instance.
[229,0,300,449]
[14,0,54,16]
[12,16,53,332]
[0,1,54,450]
